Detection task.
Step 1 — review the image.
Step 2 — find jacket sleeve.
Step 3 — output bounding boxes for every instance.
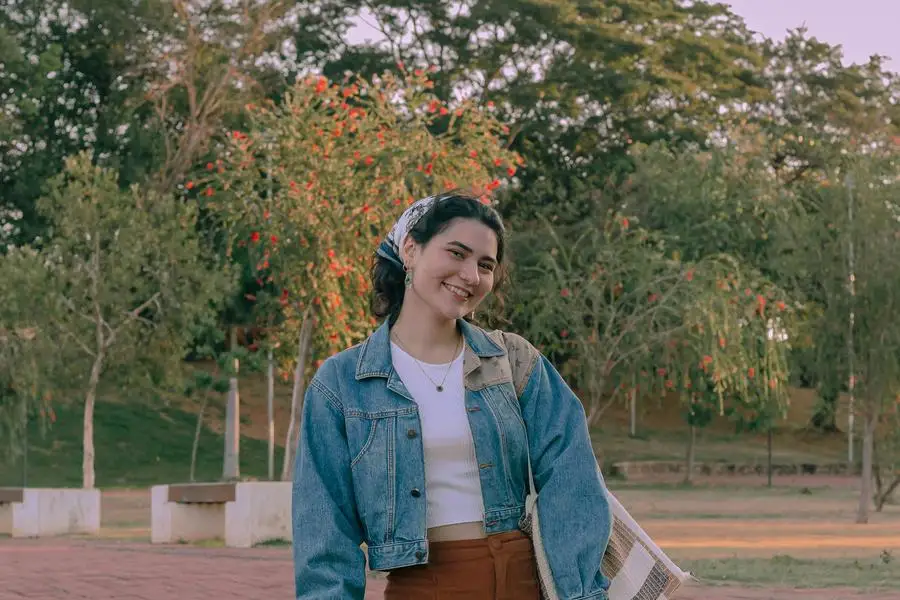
[518,346,612,600]
[292,369,367,600]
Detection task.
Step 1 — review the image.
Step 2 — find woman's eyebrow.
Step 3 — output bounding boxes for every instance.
[447,240,497,264]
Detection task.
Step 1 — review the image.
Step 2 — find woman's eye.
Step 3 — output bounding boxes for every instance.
[480,263,495,272]
[449,250,464,258]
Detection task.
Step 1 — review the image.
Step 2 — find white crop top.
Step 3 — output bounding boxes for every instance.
[390,341,485,529]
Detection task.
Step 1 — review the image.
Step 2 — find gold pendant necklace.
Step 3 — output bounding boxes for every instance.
[391,332,462,392]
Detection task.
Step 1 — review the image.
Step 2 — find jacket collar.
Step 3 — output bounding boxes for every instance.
[355,318,506,381]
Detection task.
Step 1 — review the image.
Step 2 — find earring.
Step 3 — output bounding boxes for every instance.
[404,265,412,289]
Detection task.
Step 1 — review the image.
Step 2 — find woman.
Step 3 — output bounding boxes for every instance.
[292,191,612,600]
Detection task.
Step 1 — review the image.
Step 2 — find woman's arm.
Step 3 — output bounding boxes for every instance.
[292,366,367,600]
[507,333,612,600]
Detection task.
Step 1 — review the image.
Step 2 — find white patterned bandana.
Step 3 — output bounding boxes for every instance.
[375,194,440,269]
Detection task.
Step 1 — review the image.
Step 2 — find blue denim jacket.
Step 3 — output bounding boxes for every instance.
[292,319,611,599]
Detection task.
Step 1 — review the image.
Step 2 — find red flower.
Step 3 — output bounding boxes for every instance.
[470,150,478,158]
[185,181,194,190]
[364,156,374,166]
[657,368,667,377]
[439,107,449,116]
[424,163,433,175]
[327,249,336,258]
[685,269,694,282]
[250,231,261,243]
[206,162,214,170]
[507,167,516,177]
[205,187,214,197]
[560,329,569,338]
[560,288,571,298]
[747,367,755,378]
[621,218,629,229]
[315,76,328,94]
[270,235,278,244]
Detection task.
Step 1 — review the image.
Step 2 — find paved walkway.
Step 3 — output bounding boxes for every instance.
[2,537,895,600]
[0,538,386,599]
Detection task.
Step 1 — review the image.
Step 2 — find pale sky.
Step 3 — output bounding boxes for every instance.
[725,0,899,71]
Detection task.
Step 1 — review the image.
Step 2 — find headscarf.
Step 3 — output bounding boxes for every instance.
[375,194,441,269]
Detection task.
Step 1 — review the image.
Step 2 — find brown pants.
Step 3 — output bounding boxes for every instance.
[384,531,541,600]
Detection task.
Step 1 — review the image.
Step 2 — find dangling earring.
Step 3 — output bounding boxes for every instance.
[404,265,413,289]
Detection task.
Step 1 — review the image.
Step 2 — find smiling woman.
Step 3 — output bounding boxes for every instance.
[291,192,614,600]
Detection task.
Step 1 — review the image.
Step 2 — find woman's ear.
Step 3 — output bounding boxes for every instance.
[401,235,418,270]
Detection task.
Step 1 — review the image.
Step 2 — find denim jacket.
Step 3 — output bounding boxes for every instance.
[292,319,612,600]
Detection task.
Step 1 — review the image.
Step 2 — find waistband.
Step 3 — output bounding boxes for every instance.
[427,530,532,564]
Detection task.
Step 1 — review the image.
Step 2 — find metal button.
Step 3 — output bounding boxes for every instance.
[411,488,421,498]
[407,429,417,439]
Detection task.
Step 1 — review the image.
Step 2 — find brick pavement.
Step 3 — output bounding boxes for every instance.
[0,537,386,599]
[2,537,896,600]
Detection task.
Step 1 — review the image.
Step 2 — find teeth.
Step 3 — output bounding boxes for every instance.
[444,283,471,297]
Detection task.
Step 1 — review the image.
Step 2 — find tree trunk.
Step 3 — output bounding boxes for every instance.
[190,390,209,482]
[683,423,696,485]
[856,412,876,523]
[267,348,275,481]
[83,353,104,489]
[767,426,774,488]
[223,327,241,480]
[629,390,637,437]
[281,308,315,481]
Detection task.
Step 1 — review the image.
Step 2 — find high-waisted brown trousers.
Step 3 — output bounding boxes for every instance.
[384,531,541,599]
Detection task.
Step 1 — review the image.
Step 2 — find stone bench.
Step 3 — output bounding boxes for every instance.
[0,487,100,537]
[151,481,291,548]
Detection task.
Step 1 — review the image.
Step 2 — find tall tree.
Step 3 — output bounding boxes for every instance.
[9,153,233,488]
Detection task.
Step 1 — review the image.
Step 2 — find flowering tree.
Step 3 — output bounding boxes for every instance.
[209,69,520,474]
[512,215,794,479]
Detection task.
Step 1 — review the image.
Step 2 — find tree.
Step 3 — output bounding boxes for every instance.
[316,0,772,226]
[0,249,62,461]
[509,212,793,480]
[776,150,900,523]
[212,69,520,475]
[10,153,233,488]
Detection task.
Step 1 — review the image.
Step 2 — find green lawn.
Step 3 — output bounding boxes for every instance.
[682,555,900,589]
[0,399,283,488]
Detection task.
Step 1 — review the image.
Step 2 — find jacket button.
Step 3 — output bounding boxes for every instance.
[415,550,425,561]
[410,488,421,498]
[407,429,417,439]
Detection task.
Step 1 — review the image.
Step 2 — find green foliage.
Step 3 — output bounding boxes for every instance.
[510,214,794,427]
[33,152,234,381]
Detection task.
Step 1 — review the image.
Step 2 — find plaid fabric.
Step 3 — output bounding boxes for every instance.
[602,491,690,600]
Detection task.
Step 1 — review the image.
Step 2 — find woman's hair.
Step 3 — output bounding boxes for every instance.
[370,191,507,322]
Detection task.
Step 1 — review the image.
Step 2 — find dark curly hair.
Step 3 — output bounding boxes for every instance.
[370,191,507,323]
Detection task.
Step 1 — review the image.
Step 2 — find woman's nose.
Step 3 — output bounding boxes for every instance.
[459,262,479,285]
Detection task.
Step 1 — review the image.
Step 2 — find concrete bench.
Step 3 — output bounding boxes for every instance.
[0,487,100,537]
[151,481,291,548]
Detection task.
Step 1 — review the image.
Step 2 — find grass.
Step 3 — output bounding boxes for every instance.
[0,367,850,488]
[592,425,847,467]
[0,398,284,487]
[683,554,900,589]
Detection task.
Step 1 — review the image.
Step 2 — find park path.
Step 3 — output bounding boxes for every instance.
[1,537,896,600]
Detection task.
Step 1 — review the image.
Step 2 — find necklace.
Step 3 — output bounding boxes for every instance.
[391,331,462,393]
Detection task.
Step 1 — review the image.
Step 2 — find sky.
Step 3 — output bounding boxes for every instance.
[724,0,899,71]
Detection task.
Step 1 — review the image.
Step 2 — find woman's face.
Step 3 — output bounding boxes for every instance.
[402,217,499,322]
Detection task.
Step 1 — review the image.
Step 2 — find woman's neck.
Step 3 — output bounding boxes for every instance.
[391,306,461,363]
